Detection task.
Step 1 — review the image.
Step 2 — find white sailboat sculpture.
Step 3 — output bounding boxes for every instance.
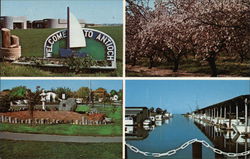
[60,7,86,57]
[67,7,86,48]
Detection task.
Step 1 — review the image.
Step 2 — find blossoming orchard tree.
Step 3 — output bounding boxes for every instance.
[126,0,153,66]
[126,0,250,76]
[139,7,196,71]
[189,0,250,76]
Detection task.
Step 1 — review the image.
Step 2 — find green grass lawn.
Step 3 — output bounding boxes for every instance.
[1,26,123,77]
[11,28,61,57]
[0,139,122,159]
[0,123,122,136]
[75,105,91,113]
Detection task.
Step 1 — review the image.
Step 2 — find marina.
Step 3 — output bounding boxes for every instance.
[126,114,250,159]
[126,95,250,159]
[190,95,250,137]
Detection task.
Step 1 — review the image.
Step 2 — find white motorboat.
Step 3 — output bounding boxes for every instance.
[125,116,134,126]
[233,124,250,135]
[155,114,162,121]
[125,125,134,134]
[149,116,155,122]
[155,120,162,126]
[143,119,151,126]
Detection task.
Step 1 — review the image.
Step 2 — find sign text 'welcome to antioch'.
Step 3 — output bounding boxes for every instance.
[44,28,116,61]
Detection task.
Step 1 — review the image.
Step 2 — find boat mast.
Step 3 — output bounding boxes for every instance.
[67,7,70,49]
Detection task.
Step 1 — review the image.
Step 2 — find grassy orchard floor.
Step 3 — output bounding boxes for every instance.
[0,139,122,159]
[0,106,122,136]
[126,57,250,77]
[1,26,123,77]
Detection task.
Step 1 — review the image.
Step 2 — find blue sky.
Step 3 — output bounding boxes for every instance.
[126,80,250,114]
[1,0,123,24]
[0,80,122,92]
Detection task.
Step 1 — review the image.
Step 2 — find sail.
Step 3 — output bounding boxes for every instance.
[69,11,86,48]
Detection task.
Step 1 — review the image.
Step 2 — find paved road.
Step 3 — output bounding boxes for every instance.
[0,132,122,143]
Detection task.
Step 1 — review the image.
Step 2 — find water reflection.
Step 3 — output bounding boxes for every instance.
[126,125,149,140]
[125,120,165,140]
[193,118,250,159]
[126,115,250,159]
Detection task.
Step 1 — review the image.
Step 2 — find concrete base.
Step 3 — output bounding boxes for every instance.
[0,46,21,61]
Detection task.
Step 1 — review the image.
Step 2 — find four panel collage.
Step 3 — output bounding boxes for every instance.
[0,0,249,159]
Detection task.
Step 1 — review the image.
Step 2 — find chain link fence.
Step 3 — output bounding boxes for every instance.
[126,138,250,158]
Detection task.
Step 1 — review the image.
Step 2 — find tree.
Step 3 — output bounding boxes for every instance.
[89,91,94,106]
[52,87,73,99]
[110,90,118,96]
[103,93,111,105]
[126,0,153,66]
[162,109,167,115]
[0,93,11,112]
[187,0,250,76]
[93,94,99,103]
[26,86,41,118]
[139,9,195,71]
[9,86,28,100]
[149,107,154,113]
[76,87,90,102]
[117,89,123,101]
[126,0,250,76]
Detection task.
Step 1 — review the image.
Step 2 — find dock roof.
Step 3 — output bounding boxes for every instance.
[195,94,250,113]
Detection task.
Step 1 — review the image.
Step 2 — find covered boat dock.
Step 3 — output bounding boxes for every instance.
[191,95,250,135]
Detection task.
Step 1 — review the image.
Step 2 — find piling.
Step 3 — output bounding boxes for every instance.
[125,144,128,159]
[192,142,202,159]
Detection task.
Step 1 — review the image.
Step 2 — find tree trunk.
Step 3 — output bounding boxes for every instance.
[239,54,244,63]
[148,56,153,69]
[173,58,179,72]
[29,104,34,119]
[207,55,217,77]
[132,55,136,66]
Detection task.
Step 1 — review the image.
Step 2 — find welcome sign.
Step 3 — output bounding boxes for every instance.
[44,28,116,69]
[43,7,116,69]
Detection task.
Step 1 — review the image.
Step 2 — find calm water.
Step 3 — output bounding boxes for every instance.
[126,115,250,159]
